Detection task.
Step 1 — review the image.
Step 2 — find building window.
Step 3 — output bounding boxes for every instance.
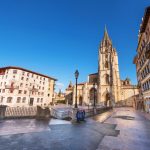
[27,73,29,77]
[22,97,26,103]
[7,97,12,103]
[20,83,23,87]
[18,90,22,94]
[13,70,17,74]
[2,89,5,93]
[22,71,25,75]
[21,77,24,80]
[26,78,29,81]
[0,96,4,103]
[17,97,21,103]
[41,98,43,103]
[24,90,27,94]
[37,98,40,103]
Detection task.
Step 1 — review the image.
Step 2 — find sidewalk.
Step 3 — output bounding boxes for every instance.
[137,110,150,121]
[97,107,150,150]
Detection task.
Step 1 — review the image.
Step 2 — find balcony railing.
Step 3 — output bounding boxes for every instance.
[145,49,150,59]
[145,42,150,59]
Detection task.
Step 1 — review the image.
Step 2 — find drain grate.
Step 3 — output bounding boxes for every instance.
[113,115,135,120]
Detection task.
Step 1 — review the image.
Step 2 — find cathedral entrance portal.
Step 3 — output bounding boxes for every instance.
[105,93,111,107]
[89,88,97,105]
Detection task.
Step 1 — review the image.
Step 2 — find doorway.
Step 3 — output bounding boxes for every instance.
[29,98,34,106]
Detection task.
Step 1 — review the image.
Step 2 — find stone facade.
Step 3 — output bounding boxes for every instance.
[66,27,139,107]
[133,6,150,112]
[0,66,56,107]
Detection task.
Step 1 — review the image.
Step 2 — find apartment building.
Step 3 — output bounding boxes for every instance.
[134,6,150,112]
[0,66,57,107]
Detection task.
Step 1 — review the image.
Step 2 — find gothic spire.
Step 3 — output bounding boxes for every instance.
[103,25,112,44]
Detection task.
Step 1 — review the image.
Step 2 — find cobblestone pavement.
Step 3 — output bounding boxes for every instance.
[96,107,150,150]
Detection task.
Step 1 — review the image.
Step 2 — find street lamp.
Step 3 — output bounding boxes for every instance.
[93,82,96,108]
[133,85,136,109]
[74,70,79,108]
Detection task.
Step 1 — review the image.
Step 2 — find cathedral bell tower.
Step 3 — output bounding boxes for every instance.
[97,27,121,106]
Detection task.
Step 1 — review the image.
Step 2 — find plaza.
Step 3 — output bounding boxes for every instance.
[0,107,150,150]
[0,1,150,150]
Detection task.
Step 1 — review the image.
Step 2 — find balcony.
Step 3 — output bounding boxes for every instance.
[145,48,150,59]
[145,42,150,59]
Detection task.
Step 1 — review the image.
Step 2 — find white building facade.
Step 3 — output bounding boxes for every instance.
[0,66,56,107]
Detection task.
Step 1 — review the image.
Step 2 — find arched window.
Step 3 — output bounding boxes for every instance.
[105,61,109,68]
[105,74,110,84]
[105,48,108,52]
[7,97,12,103]
[89,88,97,104]
[105,40,108,47]
[105,54,108,59]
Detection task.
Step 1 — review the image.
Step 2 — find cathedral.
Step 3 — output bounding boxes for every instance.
[65,27,139,107]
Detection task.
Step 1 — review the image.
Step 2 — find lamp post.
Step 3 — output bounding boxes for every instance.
[133,85,136,109]
[74,70,79,108]
[93,82,96,108]
[93,82,97,115]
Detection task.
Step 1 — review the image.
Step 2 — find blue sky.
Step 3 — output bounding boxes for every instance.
[0,0,149,92]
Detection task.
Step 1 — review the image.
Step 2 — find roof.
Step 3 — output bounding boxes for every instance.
[140,6,150,33]
[0,66,57,81]
[88,73,98,76]
[137,7,150,51]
